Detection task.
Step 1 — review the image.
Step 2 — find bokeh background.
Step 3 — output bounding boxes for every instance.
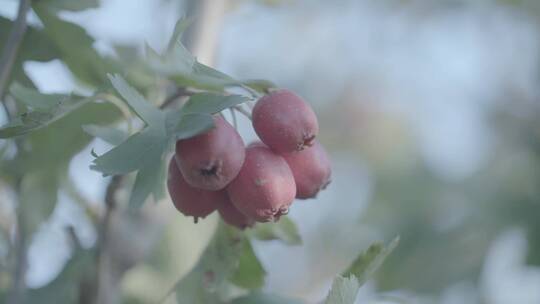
[1,0,540,303]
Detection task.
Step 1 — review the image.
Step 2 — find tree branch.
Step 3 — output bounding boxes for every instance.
[159,87,193,110]
[5,3,32,303]
[233,105,252,120]
[0,0,31,100]
[96,175,122,304]
[6,181,27,304]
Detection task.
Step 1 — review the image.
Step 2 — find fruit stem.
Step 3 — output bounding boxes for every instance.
[233,105,252,120]
[240,84,263,99]
[229,107,238,129]
[245,99,256,110]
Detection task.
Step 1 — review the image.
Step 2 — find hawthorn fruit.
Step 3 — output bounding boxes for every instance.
[252,89,319,153]
[282,140,332,199]
[226,145,296,222]
[175,115,245,191]
[218,199,255,229]
[167,158,226,221]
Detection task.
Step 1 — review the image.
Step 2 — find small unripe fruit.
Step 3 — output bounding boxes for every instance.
[226,145,296,222]
[175,116,245,191]
[167,158,226,221]
[283,141,332,199]
[218,199,255,230]
[252,89,319,153]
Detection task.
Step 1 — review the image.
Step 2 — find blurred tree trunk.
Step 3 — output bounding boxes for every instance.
[183,0,229,65]
[95,1,229,304]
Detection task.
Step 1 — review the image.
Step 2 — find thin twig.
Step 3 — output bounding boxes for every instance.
[98,175,122,251]
[96,175,122,304]
[4,2,31,303]
[229,107,237,129]
[6,180,26,304]
[0,0,31,100]
[245,99,256,110]
[233,105,252,120]
[160,88,193,110]
[66,226,82,250]
[240,84,262,100]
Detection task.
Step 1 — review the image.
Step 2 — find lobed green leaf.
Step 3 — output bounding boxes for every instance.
[90,127,166,176]
[108,74,162,124]
[82,124,128,146]
[10,82,66,110]
[342,236,400,286]
[34,4,113,87]
[0,92,97,139]
[230,240,266,289]
[324,276,360,304]
[181,93,248,115]
[173,224,266,303]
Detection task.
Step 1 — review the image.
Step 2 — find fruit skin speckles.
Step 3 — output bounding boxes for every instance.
[175,115,245,191]
[282,140,332,199]
[167,158,226,222]
[226,145,296,222]
[252,89,319,153]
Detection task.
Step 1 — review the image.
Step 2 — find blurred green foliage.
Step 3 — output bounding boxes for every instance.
[0,1,395,304]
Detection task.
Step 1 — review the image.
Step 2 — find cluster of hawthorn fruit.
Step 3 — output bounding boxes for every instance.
[167,89,332,229]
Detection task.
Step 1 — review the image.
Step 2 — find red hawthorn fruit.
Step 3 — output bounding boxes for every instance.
[175,115,245,191]
[167,158,226,222]
[247,141,266,148]
[282,140,332,199]
[226,145,296,222]
[252,89,319,153]
[218,199,255,230]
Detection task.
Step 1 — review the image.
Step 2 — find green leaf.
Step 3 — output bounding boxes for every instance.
[231,292,304,304]
[10,82,65,110]
[181,93,248,115]
[129,159,165,208]
[323,238,399,304]
[19,170,59,235]
[5,101,120,175]
[174,225,251,303]
[169,62,239,91]
[242,79,277,94]
[39,0,99,11]
[108,74,161,124]
[90,76,218,207]
[230,240,266,289]
[33,4,112,86]
[166,17,193,53]
[82,124,128,145]
[0,92,97,139]
[144,18,240,92]
[0,17,60,89]
[91,75,166,177]
[342,236,399,286]
[90,126,166,176]
[324,276,360,304]
[175,271,222,304]
[249,216,302,246]
[146,25,195,76]
[167,112,215,140]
